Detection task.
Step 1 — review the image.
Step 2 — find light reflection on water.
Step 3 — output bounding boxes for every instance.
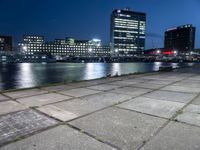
[0,62,189,90]
[17,63,36,88]
[111,63,121,76]
[84,63,106,80]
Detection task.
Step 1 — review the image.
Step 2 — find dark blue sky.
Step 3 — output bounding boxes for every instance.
[0,0,199,49]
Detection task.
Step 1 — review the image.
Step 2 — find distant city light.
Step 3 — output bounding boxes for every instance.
[91,38,101,47]
[92,39,101,42]
[167,27,177,31]
[156,50,161,54]
[22,46,27,51]
[88,48,92,52]
[174,51,177,54]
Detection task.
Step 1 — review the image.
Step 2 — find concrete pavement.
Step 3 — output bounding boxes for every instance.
[0,66,200,150]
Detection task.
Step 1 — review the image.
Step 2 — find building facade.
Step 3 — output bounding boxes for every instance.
[144,48,178,56]
[164,24,196,53]
[0,36,12,51]
[110,8,146,56]
[18,36,110,57]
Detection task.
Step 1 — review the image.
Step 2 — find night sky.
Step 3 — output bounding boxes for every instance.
[0,0,199,49]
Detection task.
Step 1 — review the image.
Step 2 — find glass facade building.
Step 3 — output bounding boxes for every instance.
[164,24,196,53]
[110,8,146,56]
[18,36,110,57]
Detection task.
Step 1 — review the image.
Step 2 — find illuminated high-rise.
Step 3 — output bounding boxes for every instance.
[110,8,146,56]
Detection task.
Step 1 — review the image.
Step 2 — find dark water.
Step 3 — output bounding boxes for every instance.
[0,62,193,91]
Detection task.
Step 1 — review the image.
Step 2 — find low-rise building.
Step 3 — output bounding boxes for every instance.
[144,48,178,56]
[18,36,110,57]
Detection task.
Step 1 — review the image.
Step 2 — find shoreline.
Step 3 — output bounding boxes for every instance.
[0,64,200,149]
[0,63,193,93]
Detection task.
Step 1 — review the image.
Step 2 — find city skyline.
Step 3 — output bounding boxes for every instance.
[0,0,199,49]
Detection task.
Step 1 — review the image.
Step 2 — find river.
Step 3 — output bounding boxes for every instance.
[0,62,193,91]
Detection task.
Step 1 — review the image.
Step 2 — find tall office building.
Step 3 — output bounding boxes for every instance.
[0,36,12,51]
[110,8,146,56]
[164,24,196,53]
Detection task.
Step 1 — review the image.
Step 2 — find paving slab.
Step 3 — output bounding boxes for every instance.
[188,76,200,81]
[41,85,77,92]
[17,93,72,107]
[108,79,144,86]
[37,105,79,122]
[59,88,101,98]
[130,82,164,90]
[123,73,152,79]
[87,84,121,91]
[172,73,195,77]
[143,90,196,103]
[4,89,48,99]
[0,125,115,150]
[145,79,175,85]
[37,92,132,121]
[63,82,95,89]
[141,122,200,150]
[140,75,167,80]
[166,72,191,76]
[118,97,185,119]
[0,101,27,116]
[110,87,152,97]
[173,80,200,88]
[118,97,184,119]
[140,75,180,81]
[0,109,58,146]
[175,104,200,127]
[164,77,185,81]
[69,107,167,150]
[161,85,200,93]
[68,78,120,88]
[80,92,132,104]
[0,95,9,102]
[41,79,116,92]
[125,78,149,82]
[184,79,200,84]
[192,95,200,105]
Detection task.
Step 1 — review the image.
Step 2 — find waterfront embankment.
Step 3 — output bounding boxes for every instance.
[0,65,200,149]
